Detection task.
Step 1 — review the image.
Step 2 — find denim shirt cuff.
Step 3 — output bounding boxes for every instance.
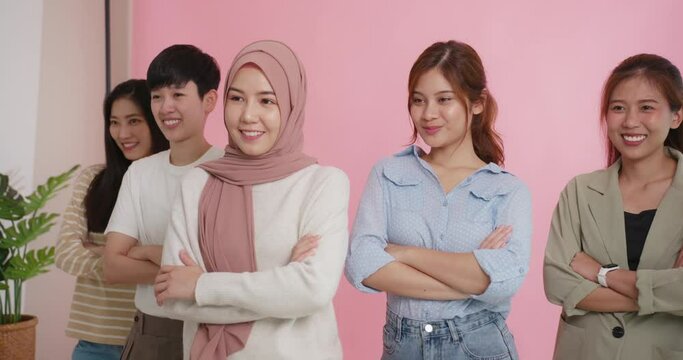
[346,250,396,294]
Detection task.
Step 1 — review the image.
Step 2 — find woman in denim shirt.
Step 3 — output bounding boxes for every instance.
[345,40,532,360]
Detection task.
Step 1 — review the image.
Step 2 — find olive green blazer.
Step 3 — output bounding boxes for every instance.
[544,148,683,360]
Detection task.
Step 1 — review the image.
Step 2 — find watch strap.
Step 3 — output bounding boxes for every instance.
[598,265,619,287]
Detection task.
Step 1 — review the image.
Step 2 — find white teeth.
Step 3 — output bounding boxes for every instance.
[122,143,137,149]
[623,135,646,142]
[242,131,264,137]
[163,119,180,126]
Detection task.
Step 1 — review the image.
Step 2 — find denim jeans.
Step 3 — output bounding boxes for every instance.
[72,340,123,360]
[381,309,519,360]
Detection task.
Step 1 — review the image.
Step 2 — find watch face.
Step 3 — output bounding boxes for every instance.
[603,263,619,269]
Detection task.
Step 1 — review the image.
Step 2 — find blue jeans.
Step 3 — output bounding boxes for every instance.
[72,340,123,360]
[381,309,519,360]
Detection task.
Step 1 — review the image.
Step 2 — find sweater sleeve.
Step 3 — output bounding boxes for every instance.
[161,169,267,324]
[543,179,600,317]
[54,164,105,281]
[193,168,351,319]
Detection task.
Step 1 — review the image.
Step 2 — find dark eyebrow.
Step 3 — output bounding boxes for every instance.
[227,87,275,97]
[110,113,141,119]
[609,99,660,104]
[411,90,455,96]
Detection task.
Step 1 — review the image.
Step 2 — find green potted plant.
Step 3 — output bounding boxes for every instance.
[0,165,78,360]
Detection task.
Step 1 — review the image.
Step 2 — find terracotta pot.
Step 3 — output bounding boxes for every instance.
[0,315,38,360]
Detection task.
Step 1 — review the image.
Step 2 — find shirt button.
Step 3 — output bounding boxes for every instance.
[612,326,624,338]
[134,315,139,322]
[424,324,433,333]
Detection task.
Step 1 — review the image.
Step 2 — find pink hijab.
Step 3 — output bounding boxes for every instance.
[192,40,316,359]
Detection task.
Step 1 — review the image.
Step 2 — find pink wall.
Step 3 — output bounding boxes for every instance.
[131,1,683,359]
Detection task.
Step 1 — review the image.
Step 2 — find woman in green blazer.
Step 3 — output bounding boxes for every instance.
[544,54,683,360]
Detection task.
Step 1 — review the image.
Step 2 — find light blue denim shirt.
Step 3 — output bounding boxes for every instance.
[345,145,532,321]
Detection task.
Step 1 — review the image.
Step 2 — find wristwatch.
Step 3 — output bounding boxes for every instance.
[598,263,619,287]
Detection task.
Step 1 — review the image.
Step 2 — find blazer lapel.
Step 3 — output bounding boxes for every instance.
[585,162,629,266]
[639,148,683,269]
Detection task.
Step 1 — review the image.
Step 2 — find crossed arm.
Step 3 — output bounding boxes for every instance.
[569,250,683,313]
[154,235,320,304]
[103,232,162,284]
[101,169,163,285]
[346,166,531,304]
[152,168,350,324]
[55,166,107,281]
[544,181,683,315]
[361,226,512,300]
[543,183,642,314]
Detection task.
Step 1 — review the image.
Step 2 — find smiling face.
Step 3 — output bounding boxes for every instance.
[409,68,482,151]
[224,65,282,156]
[606,76,682,163]
[150,80,216,145]
[109,97,153,160]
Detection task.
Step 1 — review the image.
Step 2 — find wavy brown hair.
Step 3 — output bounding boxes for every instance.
[601,54,683,166]
[408,40,504,165]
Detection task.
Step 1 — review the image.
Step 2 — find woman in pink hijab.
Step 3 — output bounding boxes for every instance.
[153,40,350,359]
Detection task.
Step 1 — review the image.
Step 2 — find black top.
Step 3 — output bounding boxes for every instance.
[624,209,656,271]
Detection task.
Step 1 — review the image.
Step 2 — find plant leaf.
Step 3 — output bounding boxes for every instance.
[4,247,55,281]
[0,213,58,250]
[0,173,26,220]
[0,247,8,281]
[22,165,79,215]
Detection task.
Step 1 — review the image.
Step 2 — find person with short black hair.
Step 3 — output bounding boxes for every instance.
[103,44,224,359]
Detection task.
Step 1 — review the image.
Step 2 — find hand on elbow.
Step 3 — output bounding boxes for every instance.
[126,246,149,261]
[570,252,600,283]
[289,234,320,263]
[154,250,202,306]
[478,226,513,250]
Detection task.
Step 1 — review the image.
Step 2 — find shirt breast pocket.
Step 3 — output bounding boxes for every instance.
[389,184,424,212]
[449,194,498,251]
[383,167,424,212]
[466,183,513,220]
[453,187,509,238]
[462,190,501,222]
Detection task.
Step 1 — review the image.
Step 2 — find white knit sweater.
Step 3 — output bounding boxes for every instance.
[161,164,349,360]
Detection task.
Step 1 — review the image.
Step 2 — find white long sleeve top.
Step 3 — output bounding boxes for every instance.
[161,164,350,360]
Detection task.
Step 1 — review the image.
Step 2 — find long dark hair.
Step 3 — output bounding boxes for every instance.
[602,54,683,165]
[84,80,169,233]
[408,40,504,165]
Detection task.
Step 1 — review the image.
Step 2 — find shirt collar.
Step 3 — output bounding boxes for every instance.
[396,145,506,176]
